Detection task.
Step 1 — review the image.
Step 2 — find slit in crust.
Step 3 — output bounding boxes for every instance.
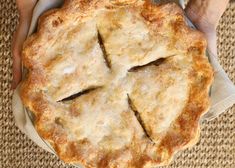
[58,86,102,102]
[128,57,172,72]
[97,30,111,69]
[127,94,153,142]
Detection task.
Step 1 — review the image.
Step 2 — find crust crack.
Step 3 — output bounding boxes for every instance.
[97,30,111,69]
[127,94,153,142]
[59,86,101,102]
[128,57,167,72]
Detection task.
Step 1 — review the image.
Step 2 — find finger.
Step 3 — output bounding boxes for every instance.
[11,51,22,89]
[11,0,37,89]
[11,19,31,89]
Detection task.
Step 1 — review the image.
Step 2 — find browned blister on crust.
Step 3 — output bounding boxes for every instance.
[20,0,213,167]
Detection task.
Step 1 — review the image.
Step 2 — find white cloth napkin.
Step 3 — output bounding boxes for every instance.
[12,0,235,154]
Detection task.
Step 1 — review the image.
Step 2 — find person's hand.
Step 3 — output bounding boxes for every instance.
[11,0,37,89]
[185,0,229,58]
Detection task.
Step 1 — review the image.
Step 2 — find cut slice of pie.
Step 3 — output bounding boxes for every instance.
[20,0,213,167]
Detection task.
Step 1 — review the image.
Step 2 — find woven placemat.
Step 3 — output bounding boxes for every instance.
[0,1,234,168]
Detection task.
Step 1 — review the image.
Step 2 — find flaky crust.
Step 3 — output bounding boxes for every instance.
[20,0,213,167]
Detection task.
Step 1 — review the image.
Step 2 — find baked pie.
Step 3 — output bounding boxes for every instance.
[21,0,214,167]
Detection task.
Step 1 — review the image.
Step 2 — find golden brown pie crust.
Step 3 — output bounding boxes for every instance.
[20,0,213,167]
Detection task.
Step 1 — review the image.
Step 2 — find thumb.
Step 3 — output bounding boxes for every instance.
[11,50,22,89]
[11,19,30,89]
[11,0,37,89]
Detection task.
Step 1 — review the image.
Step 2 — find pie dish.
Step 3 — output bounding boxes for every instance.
[20,0,214,167]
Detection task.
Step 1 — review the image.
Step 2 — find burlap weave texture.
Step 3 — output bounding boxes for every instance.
[0,1,234,167]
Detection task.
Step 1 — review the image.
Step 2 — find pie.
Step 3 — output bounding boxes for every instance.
[20,0,214,167]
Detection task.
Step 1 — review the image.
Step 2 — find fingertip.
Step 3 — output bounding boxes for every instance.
[11,81,18,90]
[11,67,22,90]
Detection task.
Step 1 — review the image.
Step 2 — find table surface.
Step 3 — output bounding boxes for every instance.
[0,1,234,168]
